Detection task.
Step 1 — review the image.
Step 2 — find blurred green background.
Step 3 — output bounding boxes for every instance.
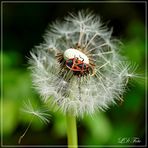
[1,1,146,147]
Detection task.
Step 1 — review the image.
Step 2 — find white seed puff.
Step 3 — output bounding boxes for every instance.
[29,10,135,117]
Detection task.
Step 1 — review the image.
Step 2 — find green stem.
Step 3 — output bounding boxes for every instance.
[66,113,78,148]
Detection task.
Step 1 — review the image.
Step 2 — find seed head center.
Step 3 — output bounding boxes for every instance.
[64,48,89,64]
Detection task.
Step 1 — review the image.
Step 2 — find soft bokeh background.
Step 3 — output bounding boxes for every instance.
[1,1,146,147]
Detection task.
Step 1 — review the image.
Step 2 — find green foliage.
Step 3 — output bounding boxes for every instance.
[82,112,112,145]
[1,100,19,135]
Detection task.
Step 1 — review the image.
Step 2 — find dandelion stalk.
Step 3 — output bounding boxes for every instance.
[66,113,78,148]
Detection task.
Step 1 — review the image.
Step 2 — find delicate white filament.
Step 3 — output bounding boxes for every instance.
[29,10,136,117]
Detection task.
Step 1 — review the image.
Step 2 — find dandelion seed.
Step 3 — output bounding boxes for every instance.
[21,100,50,124]
[18,100,50,144]
[18,117,33,144]
[29,10,136,117]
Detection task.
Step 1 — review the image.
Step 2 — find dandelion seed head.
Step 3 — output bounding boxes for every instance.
[22,100,50,124]
[29,10,136,117]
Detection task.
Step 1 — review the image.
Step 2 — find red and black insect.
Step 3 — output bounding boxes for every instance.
[65,57,91,76]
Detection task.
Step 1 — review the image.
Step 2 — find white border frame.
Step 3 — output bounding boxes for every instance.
[1,1,147,147]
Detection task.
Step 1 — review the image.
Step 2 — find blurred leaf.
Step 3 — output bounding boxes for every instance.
[127,20,145,39]
[124,20,145,64]
[3,69,36,103]
[124,84,144,113]
[110,123,136,144]
[82,112,113,144]
[52,112,66,137]
[1,100,19,135]
[124,39,145,64]
[2,51,23,68]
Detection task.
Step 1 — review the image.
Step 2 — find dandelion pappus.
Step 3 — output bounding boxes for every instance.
[29,10,136,117]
